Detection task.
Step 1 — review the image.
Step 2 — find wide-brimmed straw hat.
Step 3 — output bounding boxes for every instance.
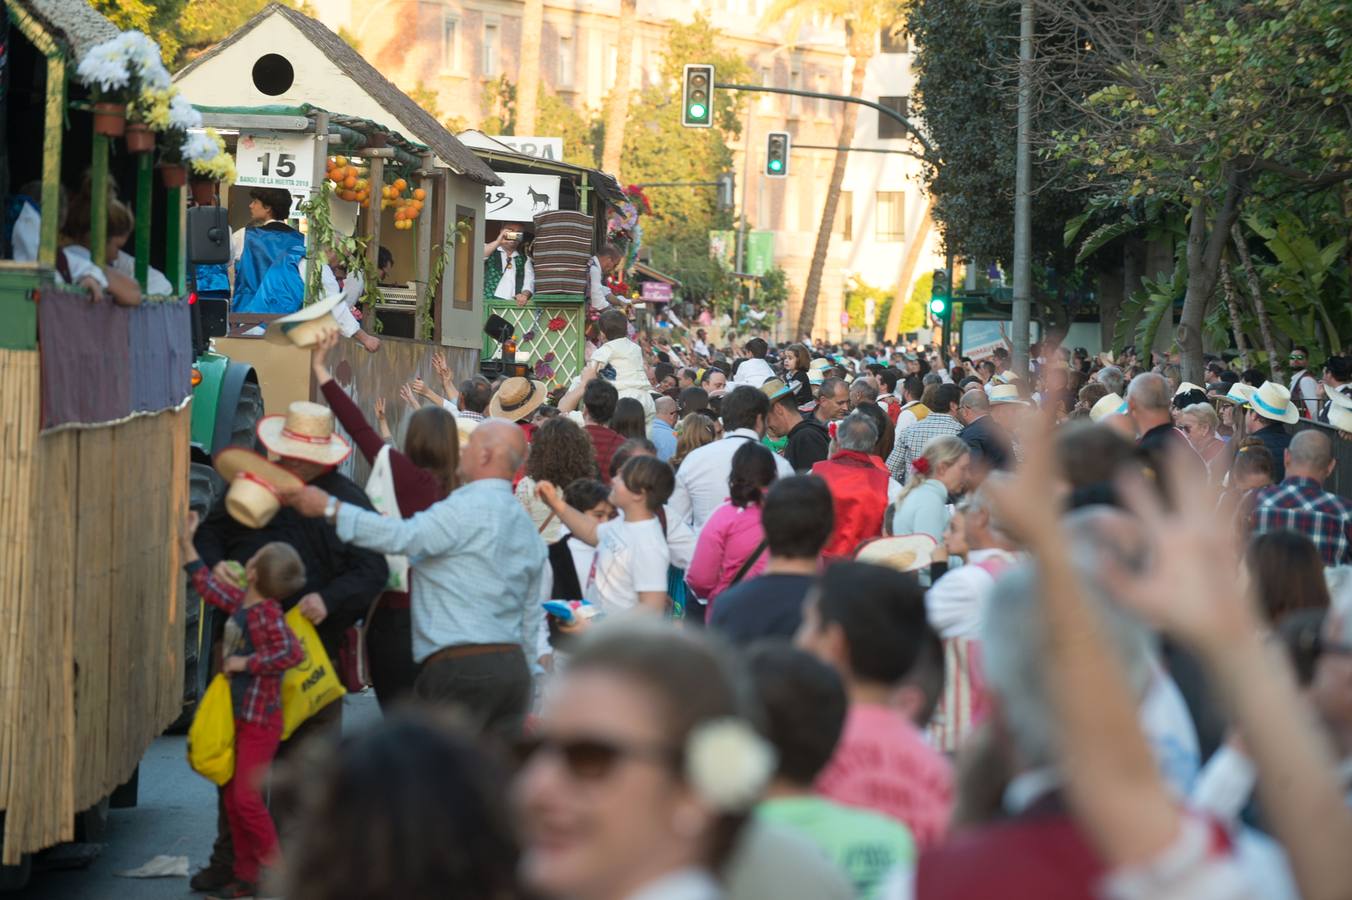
[1249,381,1299,424]
[455,416,479,448]
[854,534,937,573]
[1090,392,1128,423]
[214,447,304,529]
[760,378,794,402]
[488,376,548,422]
[257,401,353,466]
[264,294,346,348]
[1217,383,1257,407]
[1325,388,1352,412]
[1328,402,1352,433]
[989,383,1028,406]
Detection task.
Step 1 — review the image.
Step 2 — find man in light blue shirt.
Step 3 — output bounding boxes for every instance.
[288,419,546,737]
[650,396,678,462]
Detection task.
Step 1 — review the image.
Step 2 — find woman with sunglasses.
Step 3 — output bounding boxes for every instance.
[513,623,776,900]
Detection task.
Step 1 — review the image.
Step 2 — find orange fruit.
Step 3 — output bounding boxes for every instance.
[393,178,407,191]
[334,155,348,167]
[413,188,426,201]
[342,176,356,189]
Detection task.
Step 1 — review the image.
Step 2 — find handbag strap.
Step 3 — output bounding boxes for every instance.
[730,540,768,586]
[538,510,557,535]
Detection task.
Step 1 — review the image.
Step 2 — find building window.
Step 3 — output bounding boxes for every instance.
[878,95,909,140]
[558,34,575,87]
[483,22,500,77]
[789,66,802,115]
[814,72,829,117]
[876,191,904,241]
[453,207,475,309]
[881,24,910,54]
[441,13,460,72]
[758,66,774,112]
[836,190,852,240]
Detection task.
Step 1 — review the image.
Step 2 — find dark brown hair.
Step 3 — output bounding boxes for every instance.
[526,417,598,484]
[1248,530,1331,624]
[728,441,776,508]
[610,397,647,440]
[599,308,629,341]
[252,542,306,600]
[784,344,811,373]
[404,407,459,496]
[618,455,675,511]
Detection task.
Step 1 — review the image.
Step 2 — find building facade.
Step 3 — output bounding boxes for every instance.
[312,0,943,342]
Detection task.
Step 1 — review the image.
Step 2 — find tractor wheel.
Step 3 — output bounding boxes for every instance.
[228,381,264,450]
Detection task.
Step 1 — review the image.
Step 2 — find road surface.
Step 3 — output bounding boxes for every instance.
[14,692,381,898]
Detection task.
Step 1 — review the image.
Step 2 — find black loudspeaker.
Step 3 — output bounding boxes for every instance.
[187,206,231,265]
[483,313,515,343]
[198,295,229,338]
[374,306,415,339]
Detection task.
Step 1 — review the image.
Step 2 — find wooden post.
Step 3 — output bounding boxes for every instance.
[358,149,393,273]
[134,153,153,289]
[306,111,330,300]
[38,55,64,267]
[90,134,109,272]
[414,152,435,339]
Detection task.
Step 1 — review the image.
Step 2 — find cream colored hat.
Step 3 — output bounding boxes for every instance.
[1174,381,1205,397]
[455,416,479,448]
[264,293,346,348]
[1326,387,1352,411]
[989,383,1028,405]
[1090,392,1127,423]
[1218,383,1257,407]
[760,378,794,402]
[256,401,353,466]
[1249,381,1300,425]
[853,534,937,573]
[214,447,304,529]
[488,376,548,422]
[1328,402,1352,433]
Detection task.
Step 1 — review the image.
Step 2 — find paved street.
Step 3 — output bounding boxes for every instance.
[15,693,380,899]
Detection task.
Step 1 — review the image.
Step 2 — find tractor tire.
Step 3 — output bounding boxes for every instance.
[0,855,31,892]
[228,381,264,451]
[167,463,225,734]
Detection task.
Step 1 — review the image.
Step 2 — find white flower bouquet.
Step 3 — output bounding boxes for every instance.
[75,30,171,102]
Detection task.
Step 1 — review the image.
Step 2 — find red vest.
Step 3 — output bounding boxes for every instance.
[812,450,893,560]
[916,809,1106,900]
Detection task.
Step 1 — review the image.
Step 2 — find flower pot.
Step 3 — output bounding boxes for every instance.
[189,179,218,206]
[159,164,188,189]
[125,123,155,154]
[92,102,126,138]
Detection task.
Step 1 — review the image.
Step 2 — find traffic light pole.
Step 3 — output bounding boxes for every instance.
[713,82,936,161]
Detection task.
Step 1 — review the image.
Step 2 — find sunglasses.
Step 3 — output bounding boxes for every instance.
[1290,354,1307,361]
[514,733,677,781]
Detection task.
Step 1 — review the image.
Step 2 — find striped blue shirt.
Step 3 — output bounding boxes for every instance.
[336,478,547,663]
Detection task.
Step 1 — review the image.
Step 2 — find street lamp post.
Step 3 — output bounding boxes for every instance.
[1012,0,1034,376]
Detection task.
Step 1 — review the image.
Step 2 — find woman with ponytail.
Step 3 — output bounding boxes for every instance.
[889,435,971,542]
[685,442,778,608]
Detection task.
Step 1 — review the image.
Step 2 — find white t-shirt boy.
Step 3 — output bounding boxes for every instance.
[588,513,669,614]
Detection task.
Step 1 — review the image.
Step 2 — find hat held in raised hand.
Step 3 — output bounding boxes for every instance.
[214,447,305,529]
[264,293,347,348]
[256,401,353,466]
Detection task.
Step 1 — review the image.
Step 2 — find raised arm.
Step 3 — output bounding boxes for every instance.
[535,480,600,546]
[313,331,386,463]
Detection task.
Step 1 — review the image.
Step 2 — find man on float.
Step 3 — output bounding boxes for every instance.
[230,186,306,314]
[483,221,535,306]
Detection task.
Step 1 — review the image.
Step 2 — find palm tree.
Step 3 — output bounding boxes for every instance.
[762,0,902,338]
[516,0,545,135]
[600,0,637,178]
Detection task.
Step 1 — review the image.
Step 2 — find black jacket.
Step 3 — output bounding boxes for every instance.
[784,416,831,473]
[958,415,1010,470]
[194,469,389,658]
[1249,423,1292,483]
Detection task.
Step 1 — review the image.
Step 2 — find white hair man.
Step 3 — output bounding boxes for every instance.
[809,412,900,560]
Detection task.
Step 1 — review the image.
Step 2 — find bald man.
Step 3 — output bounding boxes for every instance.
[652,395,679,462]
[287,417,546,736]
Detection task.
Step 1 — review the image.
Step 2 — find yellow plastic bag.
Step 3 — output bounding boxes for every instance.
[280,606,346,740]
[187,673,236,786]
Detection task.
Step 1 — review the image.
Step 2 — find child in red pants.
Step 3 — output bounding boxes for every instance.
[183,513,305,898]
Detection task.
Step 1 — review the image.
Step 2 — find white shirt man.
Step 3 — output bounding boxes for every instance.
[668,428,793,534]
[490,245,535,304]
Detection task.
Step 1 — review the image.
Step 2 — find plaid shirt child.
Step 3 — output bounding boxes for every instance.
[1249,476,1352,567]
[187,561,303,726]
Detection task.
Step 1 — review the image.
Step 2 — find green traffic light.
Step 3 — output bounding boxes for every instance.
[689,103,707,119]
[929,297,947,315]
[768,159,783,172]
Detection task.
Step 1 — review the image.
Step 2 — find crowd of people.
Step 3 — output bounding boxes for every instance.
[187,314,1352,900]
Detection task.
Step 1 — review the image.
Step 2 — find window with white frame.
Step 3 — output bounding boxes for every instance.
[558,33,575,87]
[789,66,803,115]
[483,22,500,77]
[814,72,829,117]
[441,12,461,72]
[876,191,905,241]
[758,66,774,112]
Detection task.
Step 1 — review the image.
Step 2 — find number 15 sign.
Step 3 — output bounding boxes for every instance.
[234,131,317,192]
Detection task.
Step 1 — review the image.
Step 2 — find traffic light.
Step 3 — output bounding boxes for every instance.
[715,172,735,211]
[682,64,714,128]
[765,131,790,178]
[929,268,951,320]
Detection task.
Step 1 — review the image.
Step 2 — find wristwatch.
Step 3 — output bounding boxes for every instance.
[324,495,341,525]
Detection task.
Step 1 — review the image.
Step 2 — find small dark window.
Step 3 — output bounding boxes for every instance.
[881,26,910,54]
[878,96,909,140]
[252,54,295,96]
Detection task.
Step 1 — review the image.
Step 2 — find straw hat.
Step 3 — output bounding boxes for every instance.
[488,376,548,422]
[1097,352,1116,368]
[808,358,831,372]
[257,401,353,466]
[989,383,1028,405]
[455,416,479,448]
[1325,387,1352,412]
[1328,402,1352,433]
[264,294,347,348]
[1217,383,1257,407]
[1173,381,1204,397]
[214,447,304,529]
[1090,392,1127,423]
[1249,381,1299,425]
[854,534,937,573]
[760,378,794,402]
